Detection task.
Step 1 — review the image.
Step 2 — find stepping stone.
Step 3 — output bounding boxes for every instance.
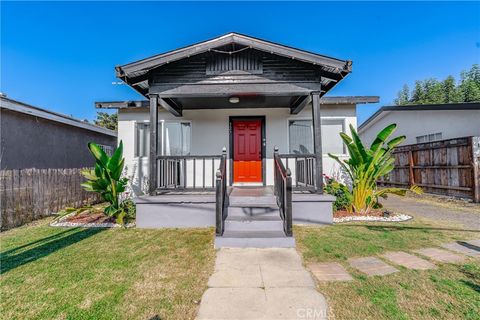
[382,251,436,270]
[308,262,353,281]
[413,248,466,264]
[265,287,328,319]
[196,287,266,319]
[348,256,399,276]
[441,242,480,258]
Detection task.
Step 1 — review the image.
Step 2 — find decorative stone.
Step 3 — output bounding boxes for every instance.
[348,257,399,276]
[308,262,353,281]
[413,248,466,263]
[382,251,436,270]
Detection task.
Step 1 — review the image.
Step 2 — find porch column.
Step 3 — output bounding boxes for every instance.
[311,92,324,193]
[148,94,158,195]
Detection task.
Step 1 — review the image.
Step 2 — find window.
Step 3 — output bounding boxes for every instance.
[288,119,345,154]
[416,132,442,144]
[135,123,150,157]
[162,122,191,156]
[135,121,191,157]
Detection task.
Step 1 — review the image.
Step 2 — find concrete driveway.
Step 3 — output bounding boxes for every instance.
[382,195,480,230]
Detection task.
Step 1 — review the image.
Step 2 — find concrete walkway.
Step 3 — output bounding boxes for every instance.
[196,248,328,320]
[382,195,480,230]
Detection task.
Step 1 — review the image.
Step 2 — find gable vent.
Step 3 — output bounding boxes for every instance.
[206,49,263,75]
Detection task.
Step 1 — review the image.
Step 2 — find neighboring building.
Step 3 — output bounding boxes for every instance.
[0,95,117,169]
[359,103,480,145]
[96,32,378,245]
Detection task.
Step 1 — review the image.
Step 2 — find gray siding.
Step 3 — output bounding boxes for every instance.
[0,109,117,169]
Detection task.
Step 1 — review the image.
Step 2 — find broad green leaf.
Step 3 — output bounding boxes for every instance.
[88,142,109,166]
[370,124,397,152]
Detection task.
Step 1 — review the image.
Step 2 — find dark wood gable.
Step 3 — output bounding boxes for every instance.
[150,48,326,97]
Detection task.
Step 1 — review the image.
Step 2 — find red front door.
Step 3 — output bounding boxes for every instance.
[233,119,262,183]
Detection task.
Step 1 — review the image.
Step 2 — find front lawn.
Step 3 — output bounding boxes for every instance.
[0,219,215,320]
[295,219,480,320]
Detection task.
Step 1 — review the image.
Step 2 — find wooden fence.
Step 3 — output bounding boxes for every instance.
[378,136,480,202]
[0,168,101,231]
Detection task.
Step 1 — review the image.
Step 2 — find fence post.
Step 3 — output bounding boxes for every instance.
[408,150,415,186]
[472,137,480,203]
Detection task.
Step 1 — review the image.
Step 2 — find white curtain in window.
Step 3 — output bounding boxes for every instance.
[163,122,191,156]
[321,119,345,154]
[135,123,150,157]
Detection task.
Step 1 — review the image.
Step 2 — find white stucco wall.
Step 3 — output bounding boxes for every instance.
[359,109,480,146]
[118,103,357,195]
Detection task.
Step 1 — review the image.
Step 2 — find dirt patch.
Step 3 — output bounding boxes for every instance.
[65,212,115,224]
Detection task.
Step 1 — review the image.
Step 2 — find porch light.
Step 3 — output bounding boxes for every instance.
[229,96,240,104]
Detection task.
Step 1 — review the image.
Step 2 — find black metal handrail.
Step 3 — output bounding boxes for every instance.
[156,154,223,190]
[278,153,316,191]
[274,147,293,237]
[215,149,228,236]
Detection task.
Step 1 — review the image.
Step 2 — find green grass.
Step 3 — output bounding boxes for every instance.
[0,218,215,320]
[295,219,480,320]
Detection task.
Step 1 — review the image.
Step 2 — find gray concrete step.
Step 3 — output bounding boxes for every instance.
[228,196,277,208]
[227,207,280,219]
[222,230,287,238]
[224,220,284,232]
[214,236,295,248]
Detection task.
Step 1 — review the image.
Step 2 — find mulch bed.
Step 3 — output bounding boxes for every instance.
[65,212,115,224]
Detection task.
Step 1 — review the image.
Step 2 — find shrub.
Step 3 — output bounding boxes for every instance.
[323,175,352,211]
[329,124,422,214]
[81,141,133,225]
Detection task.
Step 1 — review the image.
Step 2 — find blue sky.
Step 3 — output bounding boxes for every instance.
[1,1,479,124]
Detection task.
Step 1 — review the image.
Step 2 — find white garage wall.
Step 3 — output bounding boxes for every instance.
[118,103,357,195]
[359,109,480,146]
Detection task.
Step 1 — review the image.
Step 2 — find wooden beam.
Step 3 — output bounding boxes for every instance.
[311,92,323,193]
[158,97,182,117]
[149,95,158,195]
[95,100,149,109]
[290,95,311,114]
[150,82,323,98]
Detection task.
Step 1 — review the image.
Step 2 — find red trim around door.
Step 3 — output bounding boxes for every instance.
[232,119,263,183]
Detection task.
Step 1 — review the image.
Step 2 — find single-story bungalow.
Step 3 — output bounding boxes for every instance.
[96,33,378,247]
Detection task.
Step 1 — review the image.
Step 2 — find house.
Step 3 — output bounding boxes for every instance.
[0,95,117,170]
[96,33,378,247]
[359,102,480,145]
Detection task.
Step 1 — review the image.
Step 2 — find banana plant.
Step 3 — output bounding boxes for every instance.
[329,124,422,214]
[81,141,129,224]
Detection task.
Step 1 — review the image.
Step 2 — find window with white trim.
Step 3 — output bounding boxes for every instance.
[135,121,191,157]
[416,132,442,144]
[288,119,346,155]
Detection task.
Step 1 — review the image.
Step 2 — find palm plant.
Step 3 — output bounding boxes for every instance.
[81,141,129,224]
[329,124,421,214]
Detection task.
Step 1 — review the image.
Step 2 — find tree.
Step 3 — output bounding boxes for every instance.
[94,112,118,131]
[395,64,480,105]
[442,76,461,103]
[394,85,410,105]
